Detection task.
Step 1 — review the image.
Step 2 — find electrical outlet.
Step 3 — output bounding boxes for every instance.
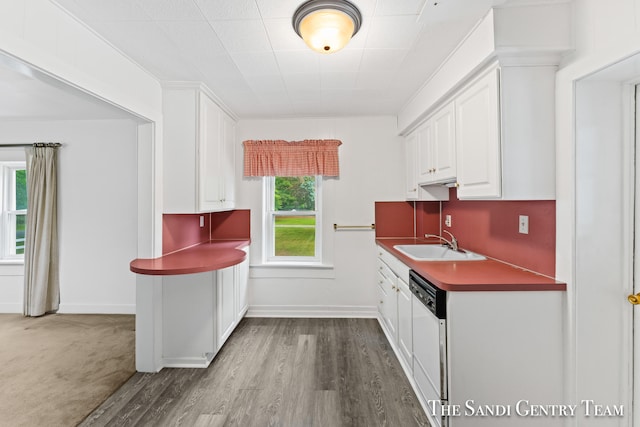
[200,215,205,228]
[445,215,452,227]
[519,215,529,234]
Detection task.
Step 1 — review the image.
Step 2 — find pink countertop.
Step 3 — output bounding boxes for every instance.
[130,240,250,276]
[376,238,566,292]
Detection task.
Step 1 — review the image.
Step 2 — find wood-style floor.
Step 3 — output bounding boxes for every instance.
[81,318,430,427]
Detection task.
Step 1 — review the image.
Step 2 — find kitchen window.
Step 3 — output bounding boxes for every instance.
[264,176,321,264]
[1,162,27,261]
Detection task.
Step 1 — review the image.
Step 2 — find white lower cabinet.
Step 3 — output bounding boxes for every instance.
[396,277,413,371]
[216,266,236,350]
[161,246,250,368]
[377,246,564,427]
[376,246,412,375]
[236,247,250,319]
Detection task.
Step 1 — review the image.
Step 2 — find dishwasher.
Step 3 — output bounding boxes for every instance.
[410,270,448,427]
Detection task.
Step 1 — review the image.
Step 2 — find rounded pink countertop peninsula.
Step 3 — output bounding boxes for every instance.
[130,240,250,276]
[376,238,566,292]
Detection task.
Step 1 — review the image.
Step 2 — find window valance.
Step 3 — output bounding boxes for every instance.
[242,139,341,177]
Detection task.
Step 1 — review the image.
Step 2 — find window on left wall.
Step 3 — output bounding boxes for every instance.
[1,162,27,260]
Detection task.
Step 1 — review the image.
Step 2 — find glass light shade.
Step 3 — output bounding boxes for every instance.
[298,9,355,54]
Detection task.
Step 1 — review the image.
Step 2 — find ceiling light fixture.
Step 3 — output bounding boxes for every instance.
[292,0,362,54]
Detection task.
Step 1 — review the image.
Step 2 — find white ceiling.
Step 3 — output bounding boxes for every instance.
[0,0,538,121]
[47,0,518,119]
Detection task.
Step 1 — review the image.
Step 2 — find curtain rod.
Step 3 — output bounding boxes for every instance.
[0,143,62,148]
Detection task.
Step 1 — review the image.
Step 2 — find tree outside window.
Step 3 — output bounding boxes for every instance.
[265,176,321,262]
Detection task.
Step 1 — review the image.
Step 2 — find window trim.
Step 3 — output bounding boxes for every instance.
[263,176,322,265]
[1,162,27,261]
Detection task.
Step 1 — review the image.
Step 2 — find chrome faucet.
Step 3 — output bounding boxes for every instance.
[425,230,459,252]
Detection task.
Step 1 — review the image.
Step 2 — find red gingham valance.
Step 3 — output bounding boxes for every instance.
[242,139,342,177]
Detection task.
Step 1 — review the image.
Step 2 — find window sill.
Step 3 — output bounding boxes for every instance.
[0,259,24,265]
[250,263,335,279]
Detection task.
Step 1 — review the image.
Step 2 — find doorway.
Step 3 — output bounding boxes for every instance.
[573,62,640,426]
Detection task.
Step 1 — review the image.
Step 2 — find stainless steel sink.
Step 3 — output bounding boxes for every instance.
[393,244,486,261]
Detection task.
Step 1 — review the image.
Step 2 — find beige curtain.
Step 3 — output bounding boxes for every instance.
[23,146,59,317]
[243,139,342,177]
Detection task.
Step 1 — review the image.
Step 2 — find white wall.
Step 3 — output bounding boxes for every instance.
[0,119,138,313]
[555,0,640,425]
[236,116,404,317]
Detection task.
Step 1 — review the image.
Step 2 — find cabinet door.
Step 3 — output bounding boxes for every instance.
[416,120,433,184]
[431,102,456,183]
[455,68,501,199]
[217,266,236,350]
[397,277,413,373]
[404,132,418,200]
[199,95,224,211]
[377,271,397,338]
[221,113,236,210]
[236,247,249,319]
[162,272,215,366]
[382,275,398,338]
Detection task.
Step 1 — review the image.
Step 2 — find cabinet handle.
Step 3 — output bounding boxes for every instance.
[412,188,417,191]
[391,285,396,290]
[380,300,384,304]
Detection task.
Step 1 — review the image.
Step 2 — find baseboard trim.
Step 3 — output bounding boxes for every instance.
[57,304,136,314]
[245,305,377,318]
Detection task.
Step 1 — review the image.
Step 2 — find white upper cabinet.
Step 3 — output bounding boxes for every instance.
[455,68,501,199]
[164,85,236,213]
[417,101,456,185]
[398,4,572,201]
[432,103,457,183]
[456,64,556,200]
[404,131,419,200]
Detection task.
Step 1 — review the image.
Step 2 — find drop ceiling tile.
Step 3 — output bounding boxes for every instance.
[355,71,396,90]
[196,56,244,83]
[263,18,308,51]
[211,20,272,52]
[275,50,320,74]
[318,49,363,73]
[365,15,423,49]
[360,48,410,71]
[374,0,426,16]
[321,72,358,90]
[231,51,280,76]
[283,73,321,92]
[349,0,378,18]
[89,21,197,80]
[195,0,261,21]
[156,20,227,59]
[255,0,301,19]
[136,0,205,21]
[245,74,287,94]
[56,0,151,22]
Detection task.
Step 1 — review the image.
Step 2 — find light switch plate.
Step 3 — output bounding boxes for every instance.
[200,215,205,228]
[519,215,529,234]
[445,215,452,227]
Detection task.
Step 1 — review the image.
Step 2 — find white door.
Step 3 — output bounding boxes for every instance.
[633,84,640,426]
